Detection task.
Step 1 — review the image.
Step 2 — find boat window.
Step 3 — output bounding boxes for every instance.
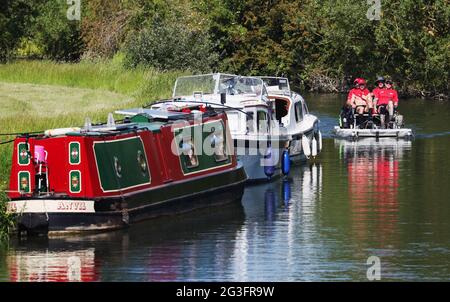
[302,101,309,115]
[246,111,254,133]
[274,98,289,123]
[260,77,290,95]
[257,110,269,133]
[295,102,303,123]
[180,137,199,168]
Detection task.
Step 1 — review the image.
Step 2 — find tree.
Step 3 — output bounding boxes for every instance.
[30,0,84,61]
[0,0,34,62]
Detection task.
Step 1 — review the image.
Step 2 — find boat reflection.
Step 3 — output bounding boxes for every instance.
[233,164,323,281]
[240,177,296,222]
[336,138,412,246]
[6,202,245,282]
[8,246,97,282]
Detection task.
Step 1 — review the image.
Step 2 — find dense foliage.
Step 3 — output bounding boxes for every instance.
[0,0,34,62]
[0,0,448,98]
[0,192,14,243]
[123,18,218,72]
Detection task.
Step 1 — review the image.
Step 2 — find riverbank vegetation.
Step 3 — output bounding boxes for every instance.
[0,191,14,244]
[1,0,448,99]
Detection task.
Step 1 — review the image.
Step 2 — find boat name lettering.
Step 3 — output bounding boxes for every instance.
[57,201,87,211]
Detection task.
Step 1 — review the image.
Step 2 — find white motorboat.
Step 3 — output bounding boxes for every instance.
[150,73,291,182]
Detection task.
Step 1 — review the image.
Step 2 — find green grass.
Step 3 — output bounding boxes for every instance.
[0,82,133,118]
[0,59,186,102]
[0,60,188,240]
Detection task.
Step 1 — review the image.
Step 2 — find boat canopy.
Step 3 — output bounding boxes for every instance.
[173,73,268,100]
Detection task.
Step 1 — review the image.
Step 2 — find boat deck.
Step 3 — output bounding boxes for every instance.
[333,126,413,139]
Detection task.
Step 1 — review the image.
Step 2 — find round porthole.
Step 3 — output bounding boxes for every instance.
[137,150,147,175]
[114,156,122,178]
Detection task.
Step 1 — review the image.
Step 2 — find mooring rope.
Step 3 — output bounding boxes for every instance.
[0,139,15,145]
[0,130,44,136]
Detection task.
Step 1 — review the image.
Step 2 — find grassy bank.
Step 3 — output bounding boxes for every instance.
[0,60,186,240]
[0,60,185,102]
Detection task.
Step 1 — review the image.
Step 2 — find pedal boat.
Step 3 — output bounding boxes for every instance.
[333,112,413,140]
[6,108,247,235]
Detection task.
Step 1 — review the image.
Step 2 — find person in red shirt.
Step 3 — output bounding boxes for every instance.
[376,79,399,122]
[372,76,385,109]
[347,78,373,115]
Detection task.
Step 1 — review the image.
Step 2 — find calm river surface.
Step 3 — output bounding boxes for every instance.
[1,94,449,281]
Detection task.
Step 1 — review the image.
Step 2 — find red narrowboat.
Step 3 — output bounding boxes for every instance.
[6,107,247,234]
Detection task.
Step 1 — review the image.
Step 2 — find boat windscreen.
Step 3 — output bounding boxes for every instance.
[173,74,216,97]
[260,77,290,95]
[218,75,264,97]
[173,74,265,98]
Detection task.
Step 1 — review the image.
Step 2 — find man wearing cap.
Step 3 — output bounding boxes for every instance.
[376,78,399,123]
[347,78,374,116]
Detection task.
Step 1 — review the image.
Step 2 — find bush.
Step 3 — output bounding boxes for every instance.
[0,192,14,244]
[123,18,219,72]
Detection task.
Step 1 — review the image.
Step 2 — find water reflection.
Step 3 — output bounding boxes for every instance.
[8,246,97,282]
[336,138,412,246]
[235,164,324,281]
[5,202,245,282]
[282,179,292,207]
[2,97,450,282]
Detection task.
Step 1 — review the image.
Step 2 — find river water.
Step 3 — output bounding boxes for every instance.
[1,94,449,281]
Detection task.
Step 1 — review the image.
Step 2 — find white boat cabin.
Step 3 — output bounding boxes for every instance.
[259,76,318,136]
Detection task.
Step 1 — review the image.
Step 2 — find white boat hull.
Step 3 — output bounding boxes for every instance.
[238,154,281,182]
[333,126,413,139]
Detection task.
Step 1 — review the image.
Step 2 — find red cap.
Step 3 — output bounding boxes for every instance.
[354,78,367,85]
